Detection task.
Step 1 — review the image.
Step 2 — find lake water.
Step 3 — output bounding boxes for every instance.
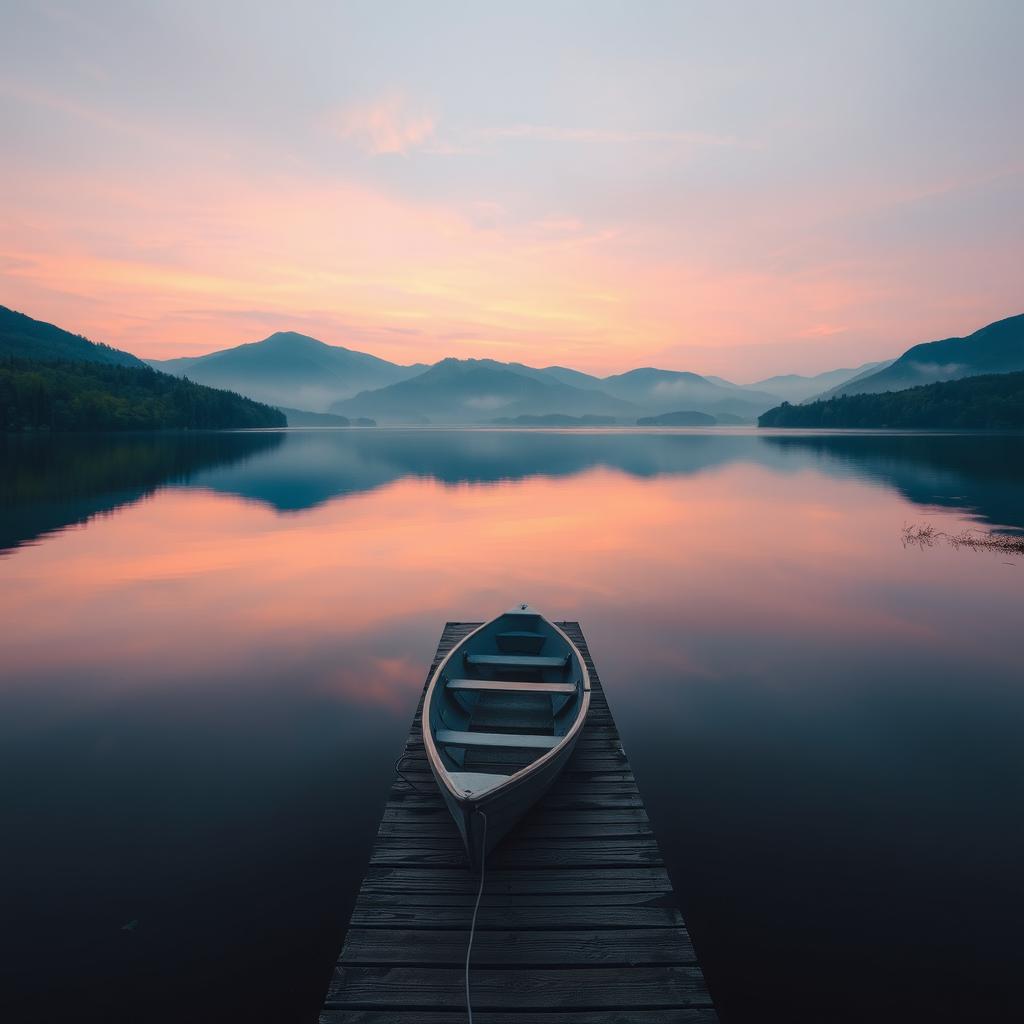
[2,428,1022,1023]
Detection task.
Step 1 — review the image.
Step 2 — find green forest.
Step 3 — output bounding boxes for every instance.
[0,357,286,431]
[759,371,1024,429]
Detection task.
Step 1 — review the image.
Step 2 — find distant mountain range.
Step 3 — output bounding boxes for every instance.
[149,331,425,412]
[328,358,635,422]
[818,314,1024,399]
[749,361,891,403]
[5,303,1023,428]
[328,359,804,423]
[599,367,781,418]
[150,316,1022,425]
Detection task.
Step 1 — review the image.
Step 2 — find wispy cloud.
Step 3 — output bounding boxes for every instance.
[798,323,849,338]
[323,94,435,155]
[0,75,139,137]
[489,124,740,147]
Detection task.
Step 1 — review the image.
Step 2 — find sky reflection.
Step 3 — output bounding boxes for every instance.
[1,429,1022,1022]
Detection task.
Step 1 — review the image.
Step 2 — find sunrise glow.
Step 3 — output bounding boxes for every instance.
[3,4,1022,378]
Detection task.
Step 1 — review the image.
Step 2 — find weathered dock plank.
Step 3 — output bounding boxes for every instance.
[338,927,696,966]
[322,1012,719,1024]
[347,898,687,932]
[320,621,717,1022]
[357,865,673,896]
[325,965,711,1009]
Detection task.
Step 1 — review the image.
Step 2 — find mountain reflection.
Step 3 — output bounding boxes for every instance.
[190,429,1024,532]
[185,429,756,510]
[3,429,1022,555]
[762,433,1024,533]
[0,432,284,554]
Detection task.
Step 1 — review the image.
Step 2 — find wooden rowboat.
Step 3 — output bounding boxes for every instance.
[422,605,591,868]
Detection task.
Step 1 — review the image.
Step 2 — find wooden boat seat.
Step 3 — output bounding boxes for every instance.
[464,652,570,670]
[496,630,546,654]
[436,729,560,750]
[446,678,577,695]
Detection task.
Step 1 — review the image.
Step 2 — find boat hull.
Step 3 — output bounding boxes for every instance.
[422,608,590,870]
[433,717,584,870]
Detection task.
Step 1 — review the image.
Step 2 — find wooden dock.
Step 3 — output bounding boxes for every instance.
[320,621,718,1023]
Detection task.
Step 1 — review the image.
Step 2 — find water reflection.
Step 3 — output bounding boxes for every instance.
[1,429,1022,1023]
[7,428,1018,545]
[192,430,1024,535]
[0,431,284,554]
[187,429,757,511]
[762,432,1024,532]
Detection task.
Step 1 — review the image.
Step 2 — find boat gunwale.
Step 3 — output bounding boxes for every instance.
[422,613,592,811]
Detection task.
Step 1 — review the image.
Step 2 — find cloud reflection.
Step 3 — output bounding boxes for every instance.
[4,431,1022,718]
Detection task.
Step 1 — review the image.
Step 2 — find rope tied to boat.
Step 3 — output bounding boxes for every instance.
[465,808,487,1024]
[393,751,432,793]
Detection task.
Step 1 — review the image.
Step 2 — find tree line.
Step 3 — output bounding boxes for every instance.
[0,357,286,432]
[759,371,1024,429]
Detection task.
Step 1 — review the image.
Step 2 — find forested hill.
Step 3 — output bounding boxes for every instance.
[0,305,147,367]
[0,358,286,431]
[815,313,1024,399]
[758,371,1024,429]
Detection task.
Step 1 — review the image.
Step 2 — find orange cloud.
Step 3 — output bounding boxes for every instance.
[1,146,1019,377]
[2,4,1022,380]
[322,94,435,155]
[0,165,643,366]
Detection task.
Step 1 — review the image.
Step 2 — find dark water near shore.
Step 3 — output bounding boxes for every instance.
[2,428,1023,1023]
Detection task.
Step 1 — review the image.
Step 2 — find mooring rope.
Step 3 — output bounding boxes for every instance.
[465,808,488,1024]
[393,751,432,793]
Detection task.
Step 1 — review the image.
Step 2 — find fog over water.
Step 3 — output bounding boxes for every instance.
[2,428,1022,1023]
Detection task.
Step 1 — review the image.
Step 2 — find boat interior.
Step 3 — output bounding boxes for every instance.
[428,609,588,798]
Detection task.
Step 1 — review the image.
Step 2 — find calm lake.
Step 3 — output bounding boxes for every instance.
[2,428,1022,1023]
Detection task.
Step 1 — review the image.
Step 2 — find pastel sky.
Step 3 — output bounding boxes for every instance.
[1,1,1022,379]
